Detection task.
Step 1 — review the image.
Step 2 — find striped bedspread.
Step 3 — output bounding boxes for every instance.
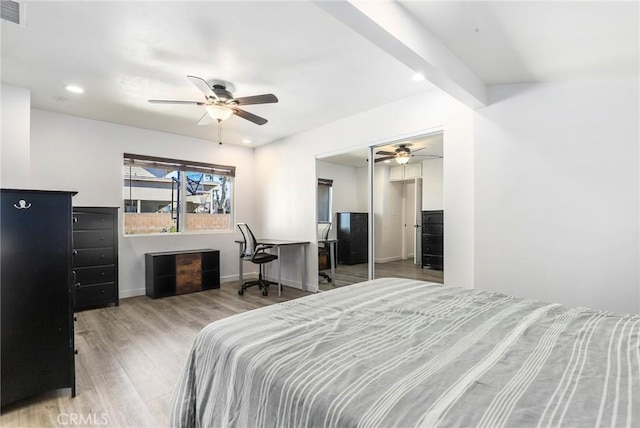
[170,278,639,428]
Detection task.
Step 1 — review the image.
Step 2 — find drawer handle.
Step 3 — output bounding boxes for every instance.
[73,217,78,223]
[101,289,106,294]
[75,282,81,288]
[73,250,78,256]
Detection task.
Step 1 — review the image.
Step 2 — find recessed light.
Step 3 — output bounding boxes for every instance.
[64,85,84,94]
[242,139,251,144]
[412,73,425,82]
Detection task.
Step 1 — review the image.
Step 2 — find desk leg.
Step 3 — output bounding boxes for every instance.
[301,245,306,292]
[238,243,243,288]
[277,246,282,296]
[330,242,336,286]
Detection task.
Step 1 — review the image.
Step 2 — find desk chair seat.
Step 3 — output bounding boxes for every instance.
[237,223,278,296]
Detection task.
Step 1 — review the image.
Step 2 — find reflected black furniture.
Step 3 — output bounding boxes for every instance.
[72,207,119,310]
[336,212,368,265]
[421,210,444,270]
[318,222,333,283]
[1,189,76,407]
[145,249,220,299]
[237,223,278,296]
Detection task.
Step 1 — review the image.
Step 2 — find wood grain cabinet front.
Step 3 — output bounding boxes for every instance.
[145,249,220,299]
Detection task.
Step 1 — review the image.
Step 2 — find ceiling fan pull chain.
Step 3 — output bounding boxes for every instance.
[218,119,222,146]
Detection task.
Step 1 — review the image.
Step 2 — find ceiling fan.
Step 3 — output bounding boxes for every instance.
[149,75,278,126]
[374,144,441,164]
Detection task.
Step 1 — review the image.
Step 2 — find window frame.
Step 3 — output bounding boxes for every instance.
[123,153,236,236]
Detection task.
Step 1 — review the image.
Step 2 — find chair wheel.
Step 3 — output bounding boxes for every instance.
[328,277,332,283]
[238,289,244,296]
[262,289,268,296]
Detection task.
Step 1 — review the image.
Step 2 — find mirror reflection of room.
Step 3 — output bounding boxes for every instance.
[316,132,444,292]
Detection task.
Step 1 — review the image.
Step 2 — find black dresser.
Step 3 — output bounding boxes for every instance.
[72,207,119,310]
[145,249,220,299]
[421,210,444,270]
[336,212,368,265]
[1,189,76,407]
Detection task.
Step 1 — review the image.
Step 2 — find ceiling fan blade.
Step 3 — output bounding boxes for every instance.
[413,154,443,159]
[231,94,279,106]
[197,112,213,126]
[376,151,395,156]
[187,75,219,101]
[375,156,395,163]
[148,99,204,105]
[232,108,268,125]
[411,147,428,153]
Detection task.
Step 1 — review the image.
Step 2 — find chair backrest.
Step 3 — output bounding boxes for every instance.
[237,223,258,258]
[318,222,331,241]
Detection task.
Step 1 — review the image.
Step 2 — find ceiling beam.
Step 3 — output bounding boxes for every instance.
[315,0,487,109]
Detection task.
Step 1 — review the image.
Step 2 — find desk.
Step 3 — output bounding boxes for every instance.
[236,239,309,296]
[318,238,337,284]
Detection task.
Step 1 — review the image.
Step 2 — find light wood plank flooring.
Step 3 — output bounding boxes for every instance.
[0,282,309,428]
[319,258,444,291]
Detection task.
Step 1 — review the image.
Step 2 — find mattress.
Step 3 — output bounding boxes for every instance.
[170,277,639,427]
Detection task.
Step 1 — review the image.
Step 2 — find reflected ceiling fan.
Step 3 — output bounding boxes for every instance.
[375,144,441,164]
[149,75,278,126]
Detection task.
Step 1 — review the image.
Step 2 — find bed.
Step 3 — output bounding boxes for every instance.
[170,278,639,427]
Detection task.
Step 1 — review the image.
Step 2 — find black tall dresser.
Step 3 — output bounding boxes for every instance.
[1,189,76,407]
[336,212,368,265]
[72,207,119,310]
[421,210,444,270]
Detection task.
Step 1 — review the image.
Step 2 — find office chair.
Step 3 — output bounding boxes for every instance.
[237,223,278,296]
[318,222,332,283]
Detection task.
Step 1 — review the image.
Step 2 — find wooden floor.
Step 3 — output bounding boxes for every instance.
[319,258,444,291]
[0,282,310,428]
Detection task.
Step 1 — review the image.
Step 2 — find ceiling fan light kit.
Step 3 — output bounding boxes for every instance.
[205,105,233,121]
[395,154,411,164]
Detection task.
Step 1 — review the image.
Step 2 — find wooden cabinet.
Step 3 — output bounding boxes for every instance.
[336,212,368,265]
[1,189,76,407]
[389,163,422,181]
[421,210,443,270]
[72,207,119,310]
[145,249,220,299]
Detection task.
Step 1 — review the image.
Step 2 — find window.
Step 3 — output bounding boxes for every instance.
[123,154,235,235]
[317,178,333,223]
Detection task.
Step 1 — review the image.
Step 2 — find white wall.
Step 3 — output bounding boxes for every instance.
[474,79,639,314]
[1,84,31,188]
[422,158,444,210]
[374,164,404,262]
[316,160,362,238]
[29,109,256,298]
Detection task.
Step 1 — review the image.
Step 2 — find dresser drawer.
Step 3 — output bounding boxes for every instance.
[75,283,116,307]
[74,265,115,286]
[73,248,115,267]
[73,212,114,230]
[422,224,443,234]
[422,234,443,247]
[422,255,443,270]
[73,230,114,248]
[422,211,443,224]
[422,243,443,256]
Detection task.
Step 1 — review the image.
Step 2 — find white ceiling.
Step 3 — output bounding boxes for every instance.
[2,1,637,149]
